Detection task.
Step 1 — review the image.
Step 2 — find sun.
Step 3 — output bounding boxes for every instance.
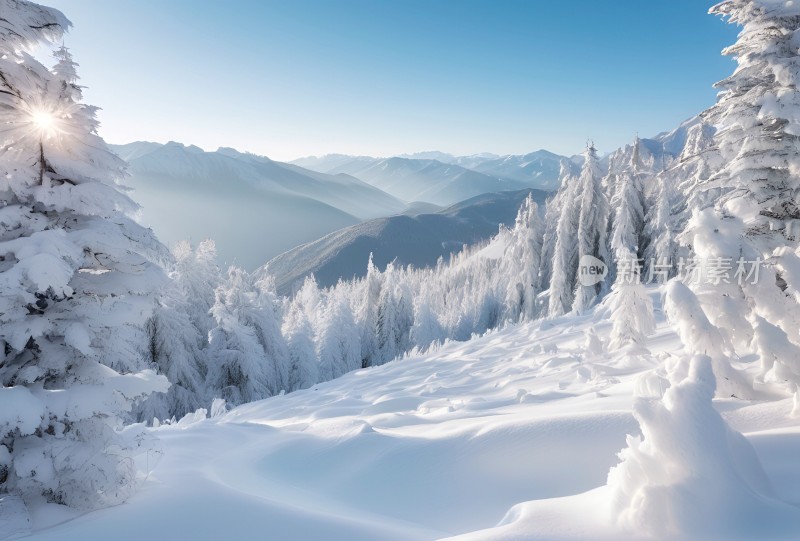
[28,107,61,138]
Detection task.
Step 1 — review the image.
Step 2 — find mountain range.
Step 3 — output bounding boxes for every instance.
[115,116,701,273]
[292,150,566,204]
[112,142,405,269]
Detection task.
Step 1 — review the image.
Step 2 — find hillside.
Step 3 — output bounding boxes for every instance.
[24,289,800,541]
[261,189,549,294]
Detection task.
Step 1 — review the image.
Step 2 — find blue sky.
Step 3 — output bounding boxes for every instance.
[41,0,739,160]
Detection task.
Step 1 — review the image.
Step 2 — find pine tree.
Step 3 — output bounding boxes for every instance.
[410,282,444,350]
[643,173,679,283]
[253,274,291,392]
[501,193,544,321]
[316,286,360,382]
[283,297,318,391]
[706,0,800,243]
[751,315,800,388]
[357,254,383,368]
[610,171,645,261]
[137,276,206,422]
[375,263,413,364]
[173,239,221,340]
[0,3,169,510]
[607,253,655,351]
[539,160,574,290]
[547,170,581,316]
[663,281,752,398]
[628,137,653,261]
[676,120,720,217]
[206,268,288,406]
[606,139,656,350]
[572,144,611,314]
[135,241,220,422]
[675,1,800,393]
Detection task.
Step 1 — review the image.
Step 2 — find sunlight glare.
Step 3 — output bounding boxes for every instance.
[30,108,59,137]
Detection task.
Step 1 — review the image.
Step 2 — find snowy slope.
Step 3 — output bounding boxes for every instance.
[25,287,800,541]
[261,189,549,295]
[112,142,405,269]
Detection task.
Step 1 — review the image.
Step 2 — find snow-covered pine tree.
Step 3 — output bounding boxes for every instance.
[706,0,800,244]
[206,268,288,406]
[607,354,792,538]
[501,193,544,321]
[253,274,291,391]
[316,286,361,382]
[675,1,800,391]
[657,120,718,282]
[375,263,413,364]
[283,296,318,391]
[610,169,645,262]
[173,239,221,340]
[135,240,222,422]
[663,281,752,398]
[296,274,322,328]
[643,172,679,283]
[357,254,383,368]
[539,160,574,291]
[607,154,654,350]
[410,281,444,351]
[751,315,800,388]
[675,120,720,218]
[0,2,169,510]
[572,143,611,314]
[606,248,655,351]
[627,138,655,270]
[547,167,581,316]
[137,274,206,423]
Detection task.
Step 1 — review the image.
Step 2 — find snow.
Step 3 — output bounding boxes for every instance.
[0,0,69,51]
[0,387,45,438]
[22,286,800,540]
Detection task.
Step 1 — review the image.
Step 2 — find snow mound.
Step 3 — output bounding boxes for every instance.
[608,354,800,539]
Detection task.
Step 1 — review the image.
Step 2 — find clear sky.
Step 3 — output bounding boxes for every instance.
[39,0,739,161]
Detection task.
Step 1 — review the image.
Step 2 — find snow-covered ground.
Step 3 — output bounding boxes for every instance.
[25,289,800,541]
